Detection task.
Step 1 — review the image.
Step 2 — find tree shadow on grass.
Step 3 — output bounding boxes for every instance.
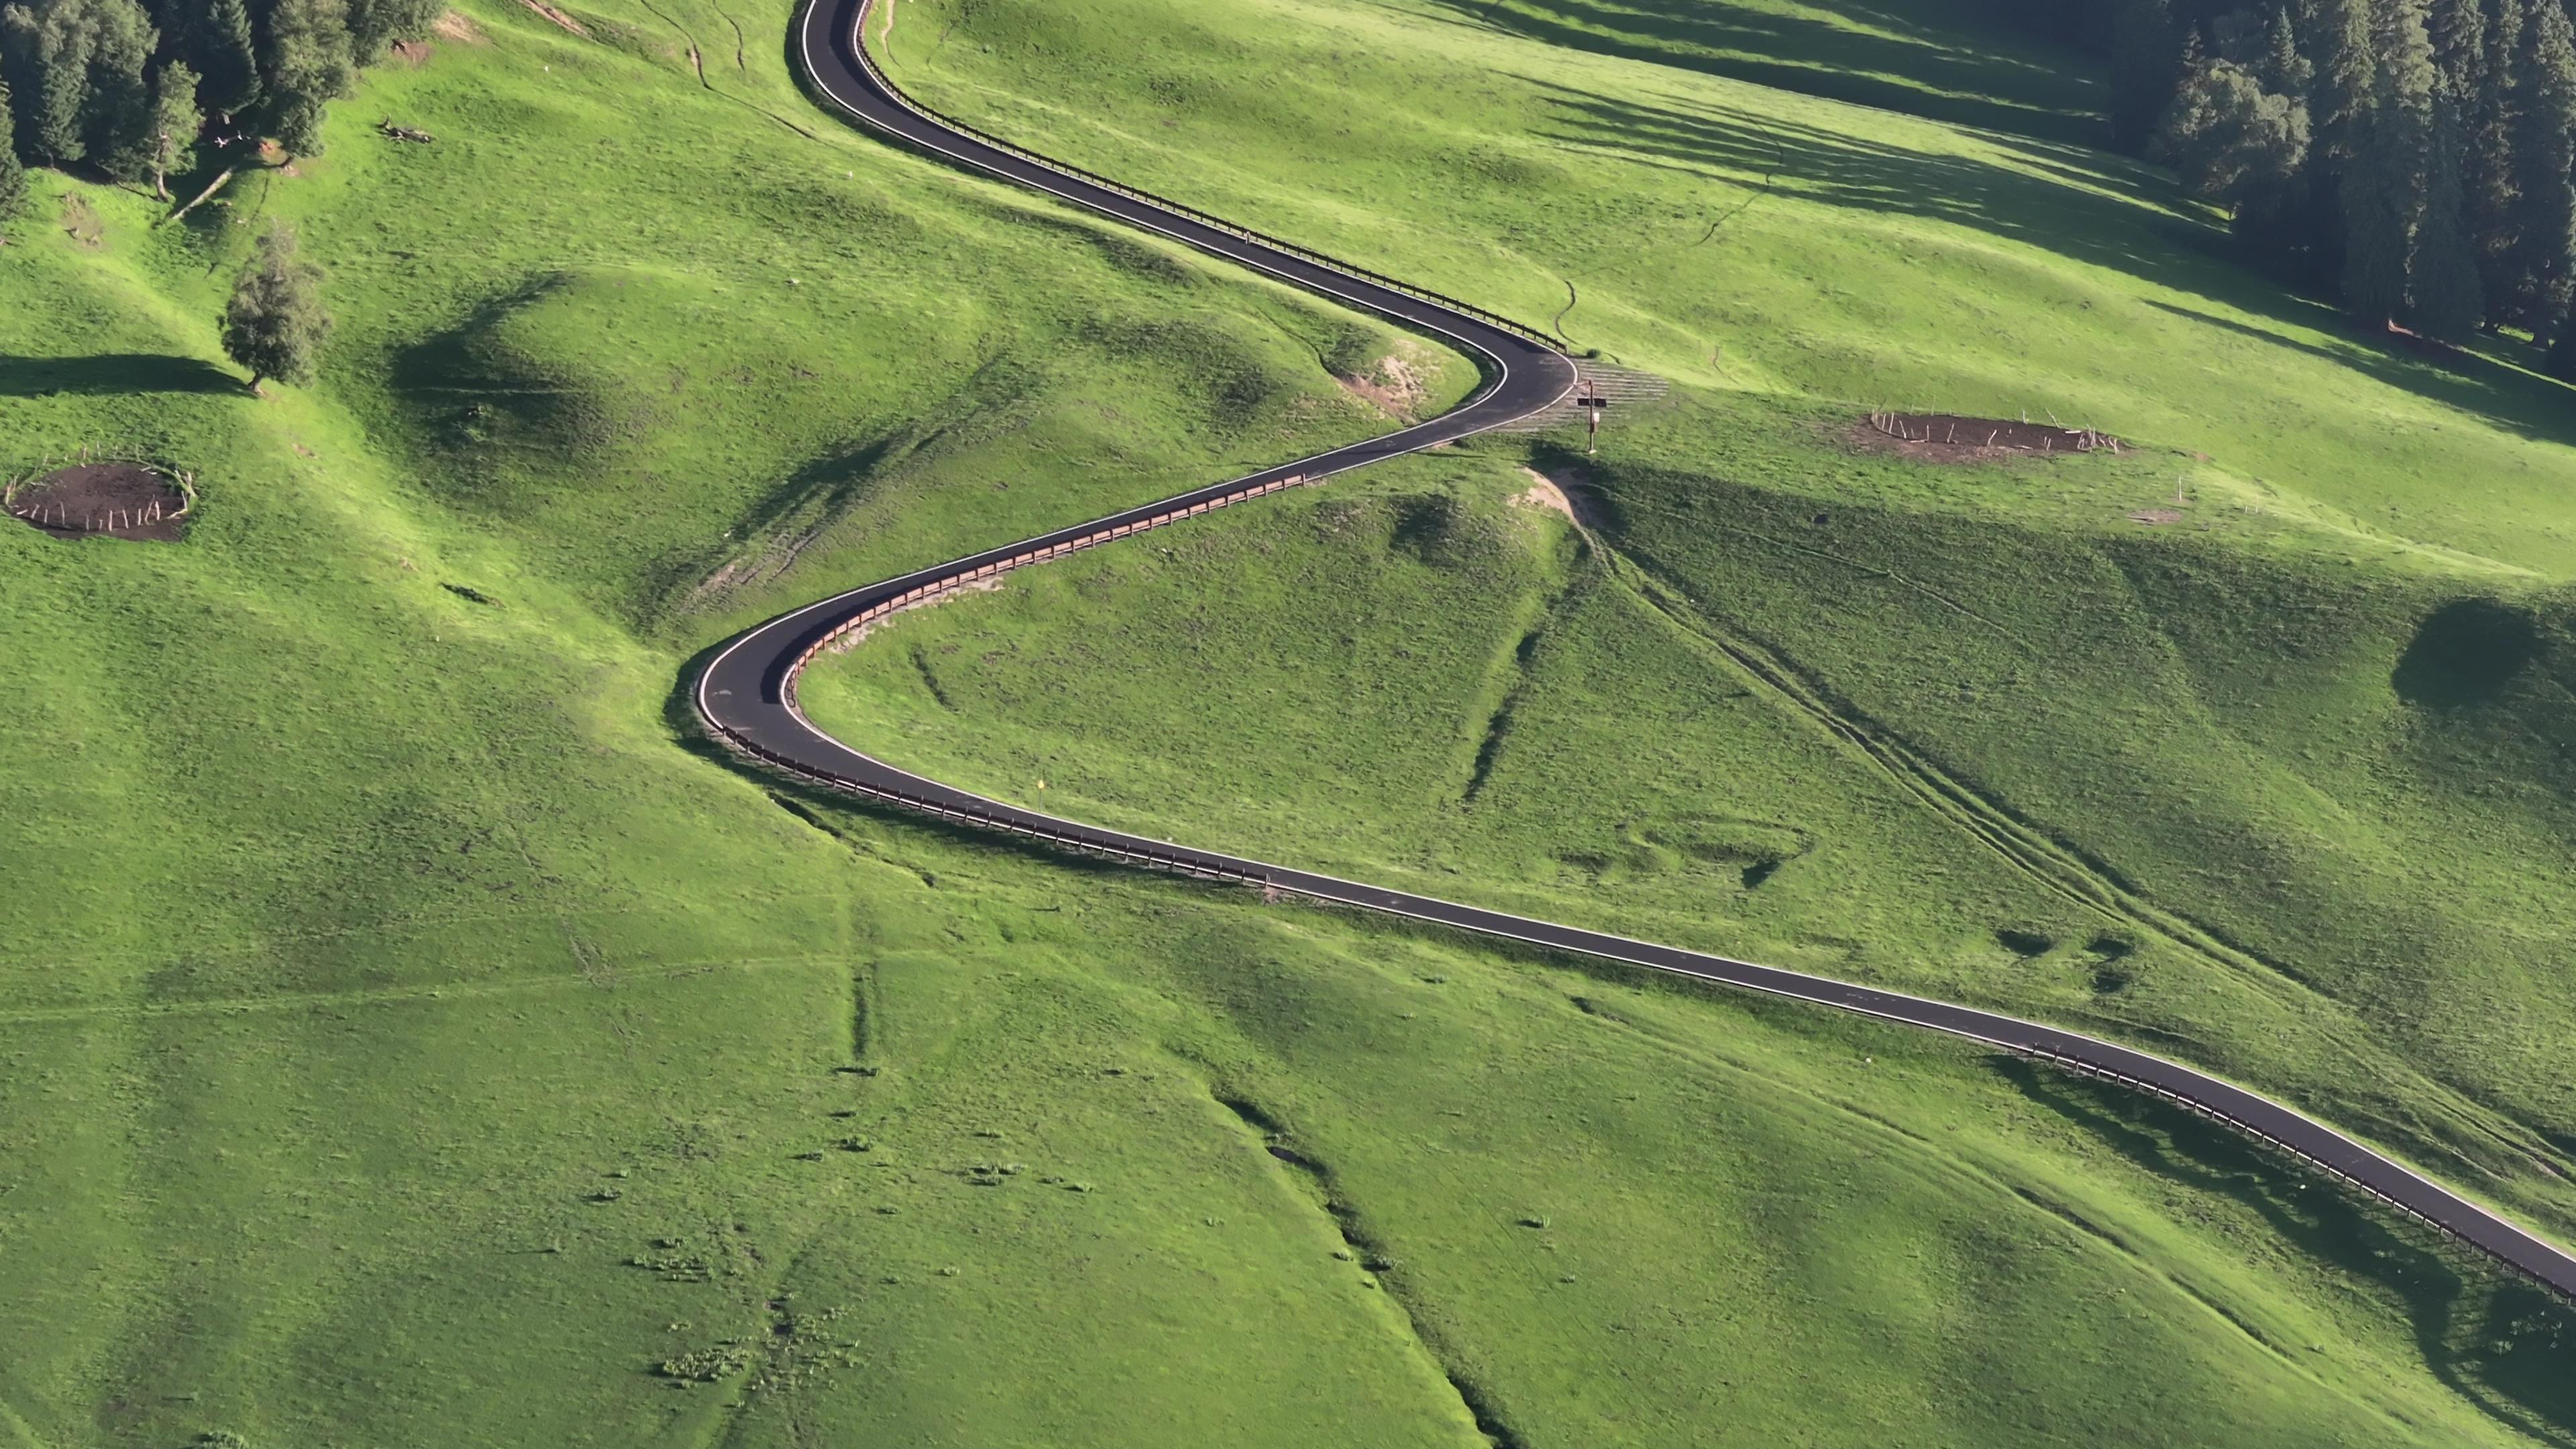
[1995,1057,2576,1447]
[2140,300,2576,453]
[0,354,242,397]
[1413,0,2104,147]
[1532,85,2576,441]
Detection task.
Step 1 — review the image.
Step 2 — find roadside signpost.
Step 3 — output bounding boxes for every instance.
[1575,379,1611,453]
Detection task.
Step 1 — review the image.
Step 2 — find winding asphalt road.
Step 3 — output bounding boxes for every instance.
[696,0,2576,1301]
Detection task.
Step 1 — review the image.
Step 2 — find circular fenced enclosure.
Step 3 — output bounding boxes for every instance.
[5,459,196,541]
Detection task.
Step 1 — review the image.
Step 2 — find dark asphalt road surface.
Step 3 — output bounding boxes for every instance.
[696,0,2576,1301]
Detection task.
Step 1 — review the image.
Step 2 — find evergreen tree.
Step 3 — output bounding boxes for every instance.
[2258,4,2313,97]
[2467,0,2525,315]
[2412,85,2487,337]
[2507,0,2576,335]
[2504,0,2576,335]
[2112,0,2184,152]
[260,0,354,138]
[142,58,198,199]
[0,0,160,169]
[346,0,440,57]
[221,223,330,391]
[0,79,25,230]
[0,0,140,162]
[192,0,262,117]
[79,0,156,172]
[270,89,324,155]
[2341,0,2438,327]
[2312,0,2379,155]
[2426,0,2485,99]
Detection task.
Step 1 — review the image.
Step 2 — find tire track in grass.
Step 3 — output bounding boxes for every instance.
[1601,545,2572,1188]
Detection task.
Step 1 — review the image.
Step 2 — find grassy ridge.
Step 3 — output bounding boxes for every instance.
[2,0,2574,1443]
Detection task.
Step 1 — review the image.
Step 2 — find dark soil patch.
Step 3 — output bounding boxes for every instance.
[1851,412,2124,464]
[7,462,191,541]
[1996,927,2055,958]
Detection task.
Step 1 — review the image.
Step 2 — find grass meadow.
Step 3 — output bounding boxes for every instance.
[0,0,2571,1442]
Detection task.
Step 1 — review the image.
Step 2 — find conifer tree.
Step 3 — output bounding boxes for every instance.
[80,0,156,171]
[260,0,354,142]
[1,0,116,162]
[222,223,330,392]
[0,79,25,230]
[193,0,262,117]
[2258,4,2312,97]
[2426,0,2485,99]
[142,58,198,199]
[2312,0,2379,154]
[1,0,160,170]
[2340,0,2445,328]
[2467,0,2526,315]
[2412,85,2487,337]
[2508,0,2576,335]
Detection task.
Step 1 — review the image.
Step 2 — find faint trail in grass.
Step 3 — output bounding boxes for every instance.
[1609,551,2330,994]
[1597,545,2573,1187]
[1695,113,1785,246]
[1210,1089,1530,1448]
[712,1,747,70]
[1548,276,1576,350]
[0,952,839,1026]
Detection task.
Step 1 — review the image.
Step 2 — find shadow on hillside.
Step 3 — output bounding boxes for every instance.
[0,354,241,397]
[1996,1057,2576,1446]
[2394,598,2546,707]
[2143,301,2576,453]
[1533,86,2576,441]
[1417,0,2104,147]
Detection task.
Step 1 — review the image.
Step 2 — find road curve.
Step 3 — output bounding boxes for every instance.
[696,0,2576,1301]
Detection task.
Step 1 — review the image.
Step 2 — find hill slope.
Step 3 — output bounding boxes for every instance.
[0,0,2571,1444]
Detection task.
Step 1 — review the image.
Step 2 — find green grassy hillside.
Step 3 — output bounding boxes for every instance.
[830,0,2576,1238]
[2,0,2573,1444]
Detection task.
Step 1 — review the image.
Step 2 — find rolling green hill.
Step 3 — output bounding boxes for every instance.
[826,0,2576,1238]
[0,0,2571,1444]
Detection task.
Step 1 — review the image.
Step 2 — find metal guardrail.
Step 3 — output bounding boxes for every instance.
[836,0,1565,356]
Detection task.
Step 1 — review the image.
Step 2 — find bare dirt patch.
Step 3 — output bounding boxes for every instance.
[7,462,193,541]
[1515,466,1604,531]
[433,9,489,43]
[1851,411,2124,464]
[1337,347,1434,422]
[2126,508,2183,525]
[518,0,589,36]
[388,38,433,64]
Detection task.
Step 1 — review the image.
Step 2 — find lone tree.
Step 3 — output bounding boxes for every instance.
[221,225,331,393]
